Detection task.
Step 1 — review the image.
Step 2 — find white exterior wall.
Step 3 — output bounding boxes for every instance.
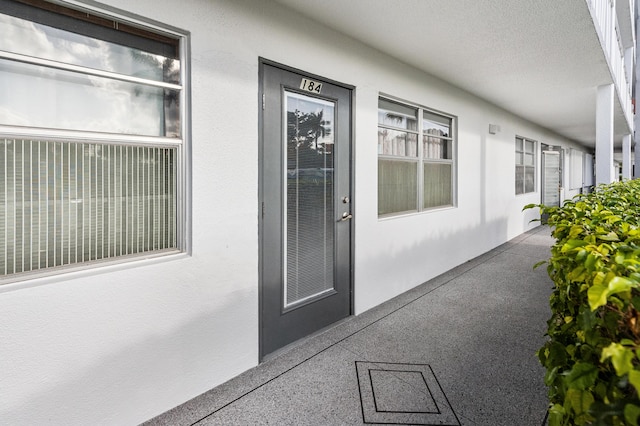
[0,0,590,424]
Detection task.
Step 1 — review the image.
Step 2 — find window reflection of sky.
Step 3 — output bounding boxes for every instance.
[378,99,418,131]
[287,96,334,128]
[0,12,180,137]
[0,14,179,81]
[423,119,450,137]
[423,112,451,138]
[286,93,334,148]
[378,108,417,131]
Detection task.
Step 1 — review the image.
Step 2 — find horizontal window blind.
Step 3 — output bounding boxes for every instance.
[378,158,418,215]
[1,138,177,277]
[423,162,452,209]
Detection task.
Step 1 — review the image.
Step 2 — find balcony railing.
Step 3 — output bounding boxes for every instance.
[587,0,634,129]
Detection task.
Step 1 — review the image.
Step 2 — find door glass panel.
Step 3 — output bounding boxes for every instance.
[284,92,335,308]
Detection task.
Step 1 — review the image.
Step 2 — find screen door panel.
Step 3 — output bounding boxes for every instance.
[542,151,560,207]
[285,93,335,308]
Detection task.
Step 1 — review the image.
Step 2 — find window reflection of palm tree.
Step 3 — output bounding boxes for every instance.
[130,51,181,137]
[287,109,332,169]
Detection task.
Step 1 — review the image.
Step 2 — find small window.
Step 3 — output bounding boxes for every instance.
[515,137,536,194]
[0,0,188,281]
[378,97,455,216]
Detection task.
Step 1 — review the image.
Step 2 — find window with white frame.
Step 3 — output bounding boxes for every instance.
[515,136,536,194]
[0,0,188,281]
[377,97,455,216]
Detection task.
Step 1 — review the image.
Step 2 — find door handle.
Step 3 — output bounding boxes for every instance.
[338,212,353,222]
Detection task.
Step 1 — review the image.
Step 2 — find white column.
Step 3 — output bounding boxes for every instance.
[596,84,615,185]
[622,134,632,179]
[625,47,634,89]
[635,140,640,179]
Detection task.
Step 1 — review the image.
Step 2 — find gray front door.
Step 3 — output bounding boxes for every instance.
[259,61,352,359]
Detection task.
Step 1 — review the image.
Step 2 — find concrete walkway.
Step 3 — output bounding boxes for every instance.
[144,226,554,425]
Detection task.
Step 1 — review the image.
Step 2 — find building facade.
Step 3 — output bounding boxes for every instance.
[0,0,636,423]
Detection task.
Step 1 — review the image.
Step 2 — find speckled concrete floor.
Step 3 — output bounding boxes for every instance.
[144,226,553,426]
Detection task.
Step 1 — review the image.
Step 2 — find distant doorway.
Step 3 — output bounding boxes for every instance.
[541,149,561,207]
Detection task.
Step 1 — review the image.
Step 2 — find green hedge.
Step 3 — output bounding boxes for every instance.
[526,179,640,425]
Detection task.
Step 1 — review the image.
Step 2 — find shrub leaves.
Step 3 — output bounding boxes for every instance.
[527,180,640,425]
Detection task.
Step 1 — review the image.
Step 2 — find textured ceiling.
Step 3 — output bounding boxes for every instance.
[274,0,629,149]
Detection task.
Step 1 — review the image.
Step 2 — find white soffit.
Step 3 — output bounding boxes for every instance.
[273,0,621,148]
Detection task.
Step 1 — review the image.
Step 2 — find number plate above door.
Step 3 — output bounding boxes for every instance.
[299,78,322,94]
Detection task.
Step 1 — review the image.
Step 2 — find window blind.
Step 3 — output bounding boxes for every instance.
[1,138,177,277]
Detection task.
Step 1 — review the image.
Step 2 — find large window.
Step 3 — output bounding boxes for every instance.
[0,0,188,281]
[378,97,455,216]
[515,137,536,194]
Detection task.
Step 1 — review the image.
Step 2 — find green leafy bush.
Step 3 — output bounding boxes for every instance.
[526,180,640,425]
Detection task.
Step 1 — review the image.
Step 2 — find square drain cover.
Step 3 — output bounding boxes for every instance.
[356,361,460,425]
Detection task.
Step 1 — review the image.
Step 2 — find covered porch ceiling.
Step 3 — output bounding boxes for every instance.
[274,0,629,150]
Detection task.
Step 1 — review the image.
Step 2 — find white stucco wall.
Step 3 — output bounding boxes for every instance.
[0,0,591,424]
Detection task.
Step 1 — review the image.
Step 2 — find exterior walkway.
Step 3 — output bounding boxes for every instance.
[144,226,554,426]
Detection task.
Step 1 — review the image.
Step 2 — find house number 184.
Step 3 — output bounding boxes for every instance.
[299,78,322,94]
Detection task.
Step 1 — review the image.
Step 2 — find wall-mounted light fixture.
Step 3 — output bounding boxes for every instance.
[489,124,501,134]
